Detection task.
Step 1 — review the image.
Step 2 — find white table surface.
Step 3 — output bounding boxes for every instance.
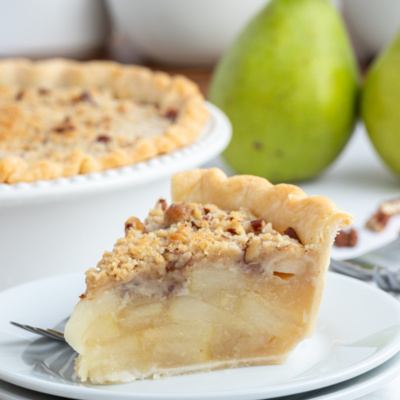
[2,122,400,400]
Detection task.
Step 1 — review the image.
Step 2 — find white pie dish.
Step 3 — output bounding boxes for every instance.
[0,102,231,291]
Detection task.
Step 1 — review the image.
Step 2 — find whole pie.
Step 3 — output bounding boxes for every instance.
[64,168,353,384]
[0,59,208,183]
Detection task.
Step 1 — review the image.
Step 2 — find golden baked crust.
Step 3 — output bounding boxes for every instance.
[0,59,209,183]
[172,168,353,247]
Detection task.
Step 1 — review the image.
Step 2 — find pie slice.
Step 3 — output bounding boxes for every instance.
[0,59,208,183]
[64,168,353,384]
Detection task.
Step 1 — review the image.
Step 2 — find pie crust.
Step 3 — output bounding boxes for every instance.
[0,59,209,183]
[64,168,353,384]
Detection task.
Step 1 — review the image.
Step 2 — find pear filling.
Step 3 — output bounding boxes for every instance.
[67,254,317,384]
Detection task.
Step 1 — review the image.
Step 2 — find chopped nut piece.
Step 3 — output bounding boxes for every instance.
[164,204,191,225]
[163,249,192,271]
[203,208,210,215]
[244,237,263,264]
[15,90,24,101]
[366,198,400,232]
[334,228,358,247]
[74,91,97,105]
[125,217,146,235]
[159,199,167,211]
[283,227,301,244]
[38,88,49,96]
[54,117,75,134]
[191,221,200,229]
[366,211,392,232]
[227,228,237,235]
[251,218,266,233]
[380,199,400,215]
[164,108,178,121]
[96,135,111,143]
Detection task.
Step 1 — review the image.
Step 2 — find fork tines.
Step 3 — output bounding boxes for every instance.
[373,268,400,293]
[10,321,65,342]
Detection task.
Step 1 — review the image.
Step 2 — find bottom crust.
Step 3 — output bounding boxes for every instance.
[75,355,289,384]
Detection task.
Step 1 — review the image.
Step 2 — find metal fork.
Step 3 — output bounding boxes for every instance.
[373,267,400,292]
[10,321,66,342]
[330,235,400,291]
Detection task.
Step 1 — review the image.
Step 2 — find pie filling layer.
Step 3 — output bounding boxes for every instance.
[68,258,316,384]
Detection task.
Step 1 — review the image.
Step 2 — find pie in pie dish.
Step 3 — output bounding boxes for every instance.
[0,59,208,183]
[64,168,353,384]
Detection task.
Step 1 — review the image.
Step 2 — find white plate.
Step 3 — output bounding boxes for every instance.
[1,272,400,400]
[1,348,400,400]
[286,352,400,400]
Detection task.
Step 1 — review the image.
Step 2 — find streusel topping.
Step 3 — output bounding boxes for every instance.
[0,86,175,165]
[85,199,305,294]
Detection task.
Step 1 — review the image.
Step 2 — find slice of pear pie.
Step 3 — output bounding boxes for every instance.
[65,168,353,384]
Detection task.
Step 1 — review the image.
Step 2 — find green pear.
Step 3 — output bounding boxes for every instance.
[209,0,359,183]
[362,30,400,177]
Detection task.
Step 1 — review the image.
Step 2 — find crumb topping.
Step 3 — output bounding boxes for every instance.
[85,199,305,293]
[0,86,175,165]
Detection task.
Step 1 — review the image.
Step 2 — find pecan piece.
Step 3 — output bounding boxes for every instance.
[163,249,192,272]
[15,90,24,101]
[283,227,301,244]
[250,218,266,233]
[366,211,391,232]
[164,204,191,225]
[164,108,178,121]
[74,91,97,105]
[124,216,146,235]
[54,116,75,134]
[158,199,167,211]
[96,134,111,143]
[191,221,200,229]
[366,198,400,232]
[334,228,358,247]
[244,237,263,264]
[38,88,50,96]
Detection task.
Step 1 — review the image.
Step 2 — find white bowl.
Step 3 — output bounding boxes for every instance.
[106,0,268,66]
[0,0,109,59]
[0,103,231,291]
[342,0,400,60]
